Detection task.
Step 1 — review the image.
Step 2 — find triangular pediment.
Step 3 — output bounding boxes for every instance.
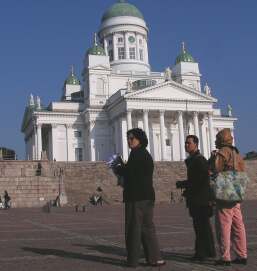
[125,81,216,102]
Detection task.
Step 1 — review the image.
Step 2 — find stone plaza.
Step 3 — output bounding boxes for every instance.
[0,201,256,271]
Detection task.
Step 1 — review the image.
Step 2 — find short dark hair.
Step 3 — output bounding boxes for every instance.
[186,135,199,146]
[127,128,148,148]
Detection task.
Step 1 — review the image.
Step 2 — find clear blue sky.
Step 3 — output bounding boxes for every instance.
[0,0,256,159]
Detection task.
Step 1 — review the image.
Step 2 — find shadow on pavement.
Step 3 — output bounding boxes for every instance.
[162,252,216,266]
[22,247,126,267]
[73,243,127,257]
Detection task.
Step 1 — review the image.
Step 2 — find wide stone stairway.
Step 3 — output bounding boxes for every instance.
[0,160,256,208]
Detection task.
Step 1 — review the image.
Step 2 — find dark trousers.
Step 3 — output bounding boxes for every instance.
[189,205,216,258]
[125,200,161,265]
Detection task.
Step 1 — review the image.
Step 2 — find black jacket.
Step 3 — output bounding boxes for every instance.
[117,146,155,202]
[184,150,211,206]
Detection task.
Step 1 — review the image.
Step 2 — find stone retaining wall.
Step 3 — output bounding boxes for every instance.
[0,160,256,207]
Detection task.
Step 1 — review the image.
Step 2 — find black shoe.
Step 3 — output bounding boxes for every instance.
[215,259,231,266]
[232,258,247,265]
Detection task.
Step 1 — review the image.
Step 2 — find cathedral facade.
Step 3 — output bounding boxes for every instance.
[21,0,236,162]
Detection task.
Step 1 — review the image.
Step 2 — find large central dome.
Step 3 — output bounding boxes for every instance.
[101,0,144,22]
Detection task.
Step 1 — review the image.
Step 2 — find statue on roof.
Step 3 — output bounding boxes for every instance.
[29,94,34,107]
[36,96,41,109]
[164,67,172,81]
[227,104,233,117]
[126,78,133,92]
[204,83,211,96]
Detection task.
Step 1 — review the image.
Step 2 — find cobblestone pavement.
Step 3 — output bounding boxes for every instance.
[0,201,256,271]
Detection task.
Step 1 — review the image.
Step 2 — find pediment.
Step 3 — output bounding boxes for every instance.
[89,64,110,70]
[125,81,216,102]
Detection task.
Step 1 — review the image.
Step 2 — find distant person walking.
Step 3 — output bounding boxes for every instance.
[209,128,247,266]
[4,190,11,209]
[115,128,165,268]
[176,135,216,261]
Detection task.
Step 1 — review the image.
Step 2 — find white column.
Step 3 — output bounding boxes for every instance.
[143,110,150,151]
[104,38,108,56]
[200,118,208,158]
[159,110,166,161]
[178,111,186,160]
[208,112,215,151]
[231,128,235,145]
[126,110,132,130]
[37,124,42,160]
[193,111,200,139]
[112,34,118,61]
[120,117,129,161]
[144,36,149,64]
[124,32,129,59]
[51,124,58,161]
[89,121,96,161]
[136,33,140,60]
[32,124,37,160]
[65,124,73,161]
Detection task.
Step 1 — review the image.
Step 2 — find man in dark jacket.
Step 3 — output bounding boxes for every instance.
[177,135,216,261]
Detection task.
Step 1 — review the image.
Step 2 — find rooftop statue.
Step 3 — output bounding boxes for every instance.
[227,104,233,117]
[126,78,133,92]
[36,96,41,109]
[29,94,34,107]
[204,83,211,96]
[164,67,172,81]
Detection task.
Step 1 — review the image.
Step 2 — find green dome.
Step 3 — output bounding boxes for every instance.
[65,68,80,85]
[101,0,144,22]
[175,42,195,64]
[87,44,106,56]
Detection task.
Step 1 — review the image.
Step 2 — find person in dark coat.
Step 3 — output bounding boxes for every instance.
[116,128,165,268]
[177,135,216,261]
[4,190,11,209]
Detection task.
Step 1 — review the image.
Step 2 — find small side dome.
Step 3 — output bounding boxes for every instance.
[65,66,80,85]
[87,33,106,56]
[87,45,106,56]
[101,0,144,22]
[175,42,195,64]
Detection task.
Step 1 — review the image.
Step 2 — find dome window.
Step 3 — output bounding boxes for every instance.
[118,47,125,59]
[129,47,136,59]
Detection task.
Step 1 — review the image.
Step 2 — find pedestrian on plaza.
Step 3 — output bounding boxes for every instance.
[115,128,165,268]
[209,128,247,266]
[4,190,11,209]
[176,135,216,262]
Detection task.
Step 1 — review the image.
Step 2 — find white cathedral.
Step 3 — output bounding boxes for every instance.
[21,0,236,162]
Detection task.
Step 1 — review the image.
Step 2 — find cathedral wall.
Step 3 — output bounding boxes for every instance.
[108,76,127,96]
